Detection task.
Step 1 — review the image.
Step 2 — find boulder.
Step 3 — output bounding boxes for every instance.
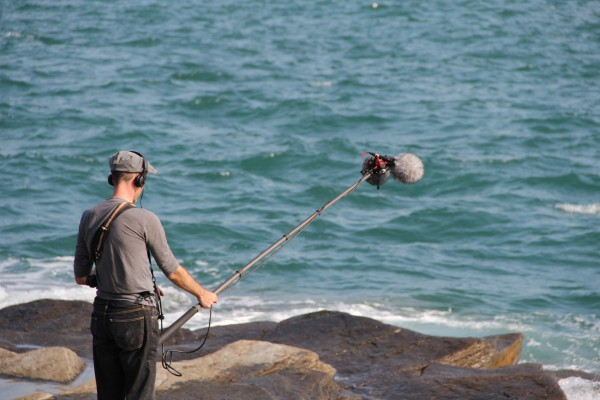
[398,362,567,400]
[0,346,85,383]
[155,339,345,399]
[257,310,563,399]
[0,299,201,360]
[0,300,93,358]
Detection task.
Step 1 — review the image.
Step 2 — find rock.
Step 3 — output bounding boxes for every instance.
[262,311,519,370]
[1,300,589,399]
[0,346,85,383]
[49,378,98,400]
[48,340,346,400]
[155,339,345,400]
[15,393,54,400]
[0,299,199,359]
[401,362,567,400]
[0,300,93,358]
[259,310,563,399]
[158,320,279,361]
[437,332,523,368]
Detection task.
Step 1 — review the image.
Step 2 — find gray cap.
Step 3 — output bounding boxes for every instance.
[109,151,157,174]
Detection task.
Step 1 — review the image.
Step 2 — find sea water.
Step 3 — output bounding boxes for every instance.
[1,0,599,395]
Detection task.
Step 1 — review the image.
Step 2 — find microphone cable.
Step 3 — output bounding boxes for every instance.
[138,184,145,208]
[147,242,212,377]
[160,305,213,377]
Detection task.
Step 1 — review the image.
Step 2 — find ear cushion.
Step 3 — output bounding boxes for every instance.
[132,151,148,187]
[109,172,145,187]
[135,173,146,187]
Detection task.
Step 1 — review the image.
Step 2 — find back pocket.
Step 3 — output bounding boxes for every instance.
[109,315,145,351]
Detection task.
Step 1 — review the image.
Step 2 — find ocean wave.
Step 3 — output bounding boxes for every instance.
[0,257,94,309]
[1,255,599,372]
[559,377,600,400]
[555,203,600,215]
[3,31,35,40]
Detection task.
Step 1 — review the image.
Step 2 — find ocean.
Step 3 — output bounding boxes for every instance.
[1,0,599,393]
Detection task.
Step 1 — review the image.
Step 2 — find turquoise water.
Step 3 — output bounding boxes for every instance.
[1,0,599,375]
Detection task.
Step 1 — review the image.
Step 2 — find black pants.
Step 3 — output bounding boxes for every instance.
[91,298,159,400]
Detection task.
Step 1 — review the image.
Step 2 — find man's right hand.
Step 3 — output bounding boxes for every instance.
[167,265,219,308]
[198,289,218,308]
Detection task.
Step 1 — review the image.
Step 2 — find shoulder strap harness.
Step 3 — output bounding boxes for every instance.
[91,201,135,262]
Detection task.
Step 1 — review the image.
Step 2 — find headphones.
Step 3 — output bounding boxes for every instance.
[132,151,148,187]
[107,151,148,188]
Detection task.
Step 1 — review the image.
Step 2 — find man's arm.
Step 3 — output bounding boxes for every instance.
[74,212,95,287]
[75,276,87,285]
[167,265,218,308]
[75,274,97,287]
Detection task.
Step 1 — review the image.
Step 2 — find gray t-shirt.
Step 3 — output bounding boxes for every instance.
[74,198,180,306]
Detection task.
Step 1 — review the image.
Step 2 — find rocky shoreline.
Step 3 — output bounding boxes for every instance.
[0,299,597,399]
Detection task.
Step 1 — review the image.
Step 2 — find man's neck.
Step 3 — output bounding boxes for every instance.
[112,186,137,204]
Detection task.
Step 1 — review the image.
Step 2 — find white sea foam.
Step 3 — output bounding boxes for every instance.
[161,296,531,338]
[0,257,95,309]
[309,81,333,87]
[559,377,600,400]
[4,31,35,40]
[555,203,600,215]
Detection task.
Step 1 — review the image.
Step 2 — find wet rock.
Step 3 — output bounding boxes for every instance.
[0,346,85,383]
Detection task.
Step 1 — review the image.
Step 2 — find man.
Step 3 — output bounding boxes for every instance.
[74,150,218,399]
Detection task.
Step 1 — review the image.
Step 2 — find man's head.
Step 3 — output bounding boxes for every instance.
[108,151,157,187]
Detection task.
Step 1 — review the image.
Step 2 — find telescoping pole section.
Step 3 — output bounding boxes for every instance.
[159,172,372,345]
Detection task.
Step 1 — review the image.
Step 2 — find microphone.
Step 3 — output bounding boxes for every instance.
[361,152,424,188]
[391,153,425,184]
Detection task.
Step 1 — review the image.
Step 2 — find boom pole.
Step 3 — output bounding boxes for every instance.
[159,172,372,345]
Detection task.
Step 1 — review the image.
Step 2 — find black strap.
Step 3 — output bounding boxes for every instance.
[147,248,164,318]
[91,202,135,262]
